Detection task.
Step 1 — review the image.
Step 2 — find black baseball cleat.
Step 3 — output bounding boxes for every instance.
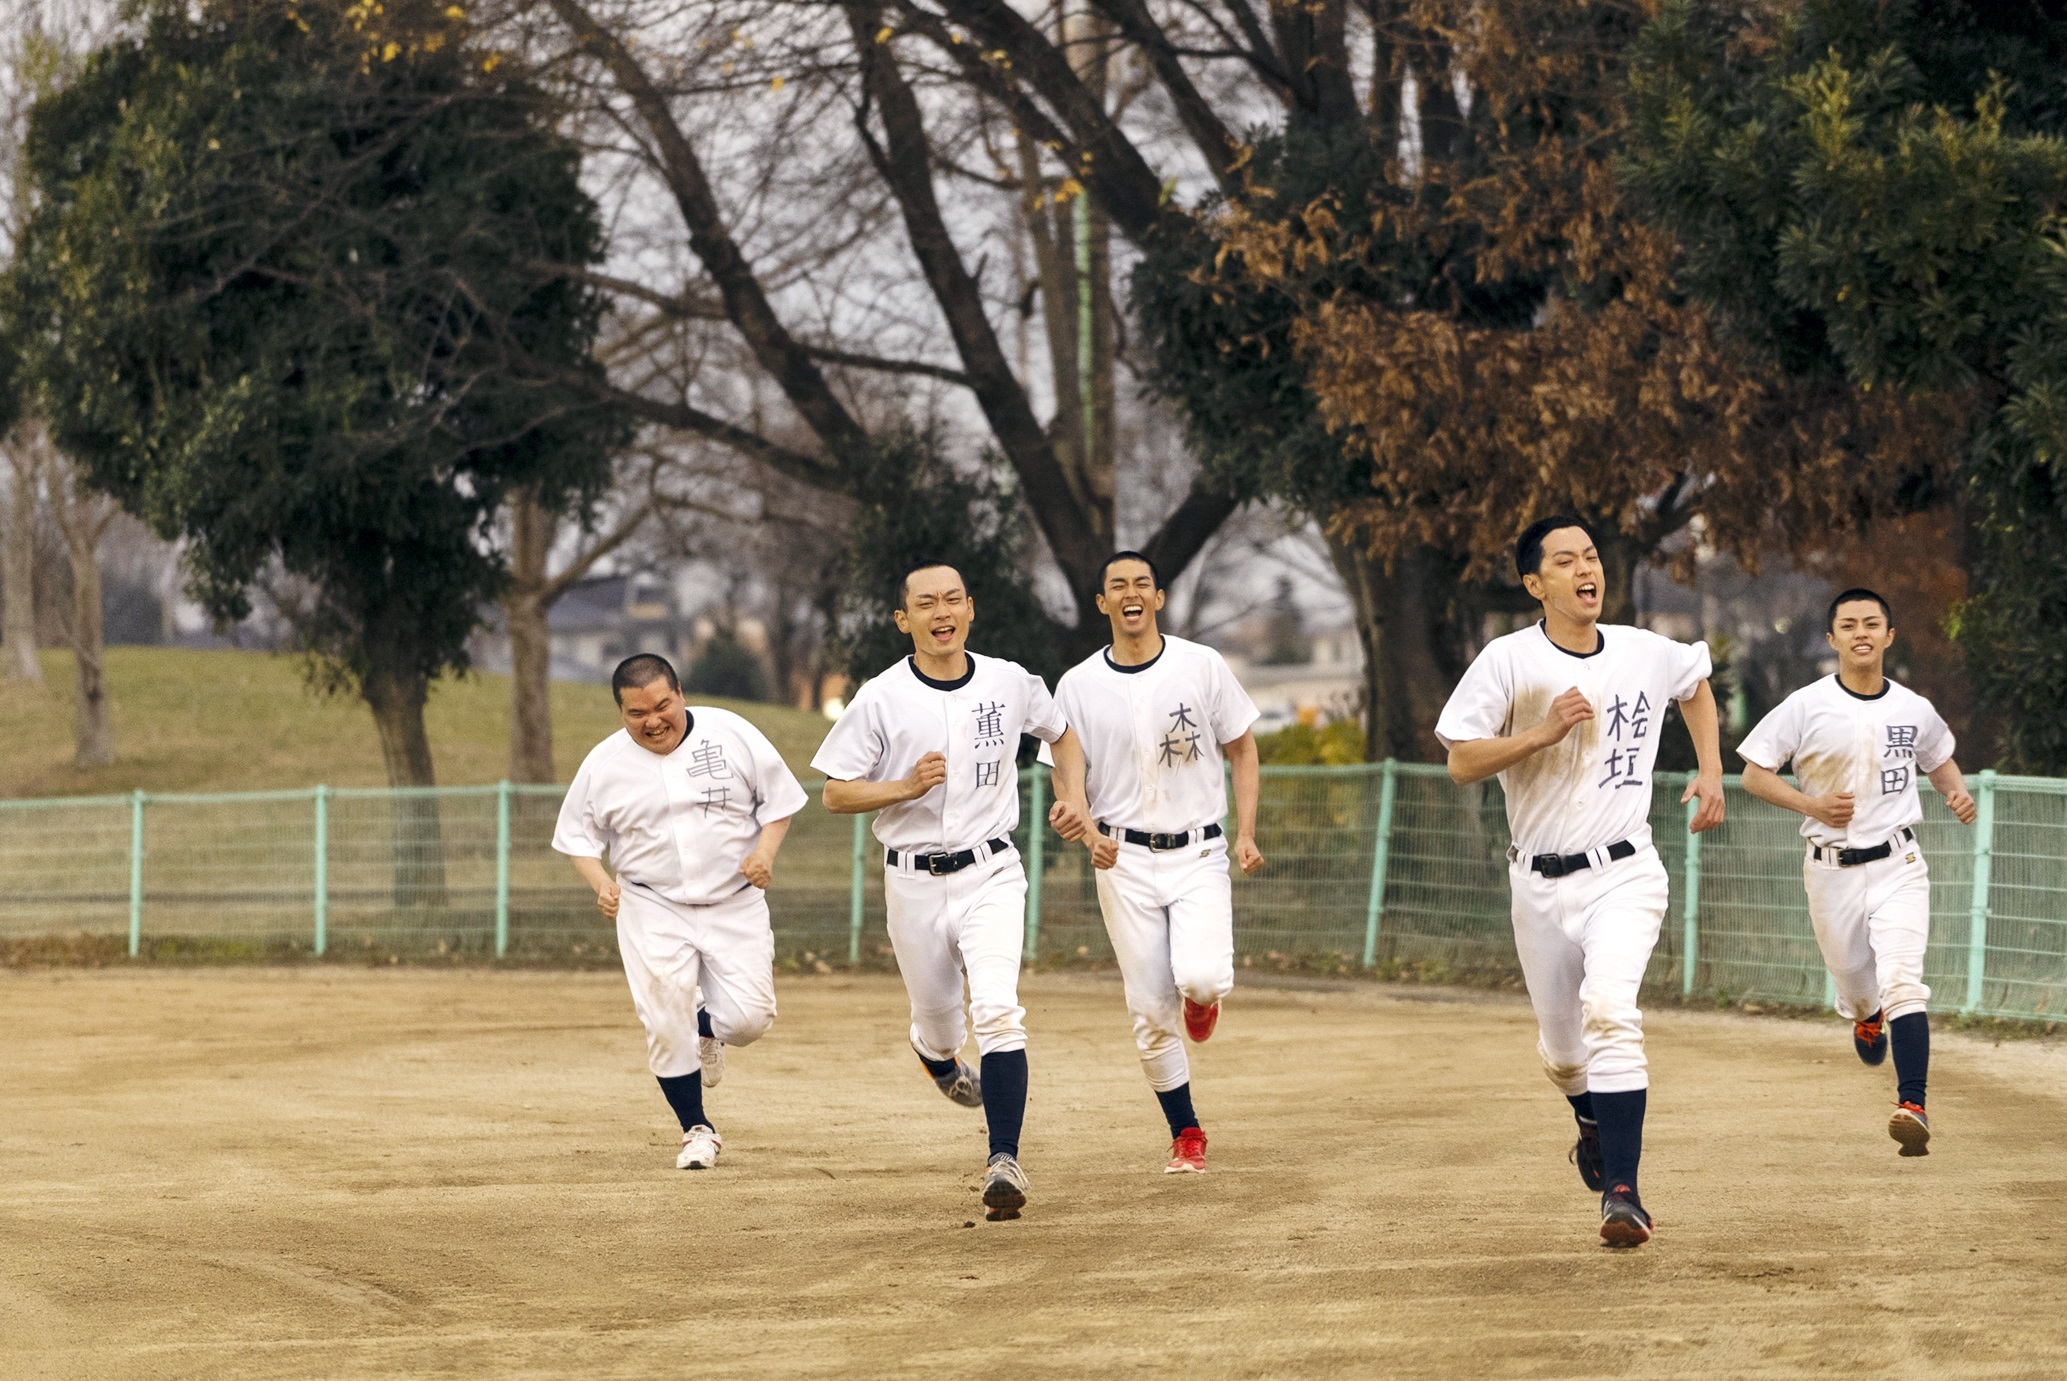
[1853,1009,1889,1066]
[1571,1118,1605,1192]
[1889,1101,1931,1156]
[1599,1185,1653,1248]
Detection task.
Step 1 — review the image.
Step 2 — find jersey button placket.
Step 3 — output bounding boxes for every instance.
[1569,675,1596,812]
[939,695,957,849]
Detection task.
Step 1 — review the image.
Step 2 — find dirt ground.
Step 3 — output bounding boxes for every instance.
[2,970,2064,1380]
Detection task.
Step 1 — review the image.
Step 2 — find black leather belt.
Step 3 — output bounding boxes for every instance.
[1098,822,1223,851]
[886,838,1011,875]
[1530,839,1636,878]
[1813,827,1914,867]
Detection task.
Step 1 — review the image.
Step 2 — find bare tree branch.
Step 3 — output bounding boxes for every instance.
[847,5,1107,588]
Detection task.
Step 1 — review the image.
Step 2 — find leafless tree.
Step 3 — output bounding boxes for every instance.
[1,2,118,688]
[504,467,658,783]
[481,0,1239,658]
[0,443,40,682]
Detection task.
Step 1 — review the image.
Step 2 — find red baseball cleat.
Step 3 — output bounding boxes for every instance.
[1165,1126,1207,1174]
[1182,998,1220,1042]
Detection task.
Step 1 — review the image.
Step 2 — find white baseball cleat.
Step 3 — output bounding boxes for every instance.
[982,1152,1028,1220]
[914,1041,982,1108]
[676,1125,723,1170]
[700,1036,726,1088]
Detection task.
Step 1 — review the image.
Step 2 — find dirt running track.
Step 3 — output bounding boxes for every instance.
[2,969,2064,1379]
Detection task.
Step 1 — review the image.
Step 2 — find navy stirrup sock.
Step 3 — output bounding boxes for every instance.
[1590,1088,1646,1195]
[697,1008,714,1039]
[1155,1083,1200,1138]
[1890,1011,1930,1107]
[917,1050,960,1080]
[656,1071,707,1132]
[1566,1091,1596,1125]
[980,1049,1029,1159]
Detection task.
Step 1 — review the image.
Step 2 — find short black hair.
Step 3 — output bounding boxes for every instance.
[611,653,680,705]
[1099,549,1164,591]
[1827,587,1893,631]
[896,559,965,610]
[1515,514,1599,580]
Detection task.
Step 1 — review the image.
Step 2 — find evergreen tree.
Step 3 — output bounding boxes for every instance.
[8,0,626,797]
[1625,0,2067,770]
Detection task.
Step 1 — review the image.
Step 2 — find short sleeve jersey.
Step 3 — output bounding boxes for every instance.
[811,653,1067,853]
[553,706,810,906]
[1434,621,1712,858]
[1737,675,1955,848]
[1052,635,1260,835]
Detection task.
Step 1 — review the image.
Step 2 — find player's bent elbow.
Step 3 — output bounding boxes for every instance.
[820,782,860,814]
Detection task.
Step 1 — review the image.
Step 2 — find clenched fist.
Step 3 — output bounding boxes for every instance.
[903,751,948,800]
[1535,687,1594,746]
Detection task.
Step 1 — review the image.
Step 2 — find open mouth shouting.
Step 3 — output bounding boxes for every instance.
[1574,577,1601,608]
[928,620,958,646]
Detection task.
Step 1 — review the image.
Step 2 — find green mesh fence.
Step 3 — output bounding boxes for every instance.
[1,765,2061,1020]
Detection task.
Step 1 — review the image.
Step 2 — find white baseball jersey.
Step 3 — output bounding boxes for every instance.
[1435,621,1711,857]
[1052,635,1259,834]
[811,653,1067,853]
[553,706,809,906]
[1737,675,1955,848]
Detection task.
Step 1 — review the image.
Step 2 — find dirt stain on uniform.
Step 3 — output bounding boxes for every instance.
[1505,684,1594,797]
[1791,749,1858,800]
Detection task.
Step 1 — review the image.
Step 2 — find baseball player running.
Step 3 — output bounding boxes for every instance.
[1435,516,1725,1248]
[1736,588,1976,1156]
[813,561,1092,1221]
[1051,551,1263,1174]
[554,654,807,1171]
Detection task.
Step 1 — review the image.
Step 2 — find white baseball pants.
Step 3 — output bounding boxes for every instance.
[1509,846,1669,1096]
[1094,836,1235,1091]
[616,882,777,1079]
[883,848,1028,1060]
[1803,843,1931,1021]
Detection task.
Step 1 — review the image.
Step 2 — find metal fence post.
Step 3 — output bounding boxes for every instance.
[313,785,329,957]
[1025,766,1047,964]
[127,790,146,958]
[1681,794,1701,997]
[1361,760,1398,969]
[1964,769,1997,1014]
[494,780,512,959]
[848,811,868,966]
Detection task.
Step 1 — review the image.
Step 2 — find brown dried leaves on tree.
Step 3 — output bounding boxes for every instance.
[1209,0,1966,593]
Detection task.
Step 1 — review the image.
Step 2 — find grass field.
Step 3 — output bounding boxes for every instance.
[2,968,2063,1379]
[0,648,833,797]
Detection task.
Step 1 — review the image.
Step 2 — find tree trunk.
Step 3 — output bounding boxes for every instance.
[1323,525,1476,762]
[59,504,113,767]
[48,448,115,768]
[1592,522,1642,627]
[2,444,43,685]
[506,487,557,784]
[363,661,446,908]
